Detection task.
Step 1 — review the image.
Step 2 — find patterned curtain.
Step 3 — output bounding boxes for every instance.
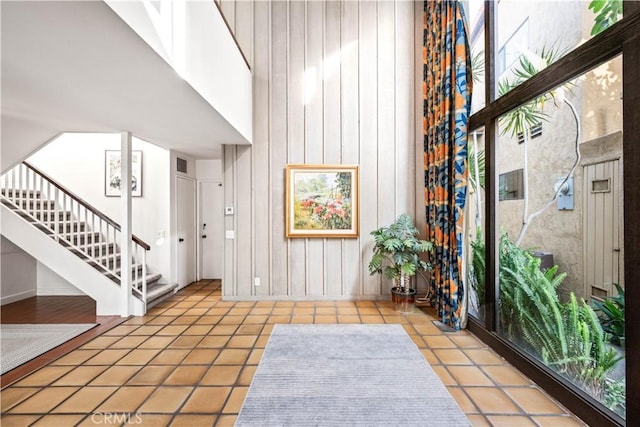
[423,0,472,330]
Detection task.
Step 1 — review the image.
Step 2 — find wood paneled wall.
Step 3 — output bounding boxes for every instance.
[221,0,422,300]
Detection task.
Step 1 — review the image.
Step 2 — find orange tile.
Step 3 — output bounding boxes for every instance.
[199,315,223,324]
[315,315,338,324]
[420,349,440,365]
[422,335,457,349]
[183,325,214,335]
[52,386,117,413]
[157,325,190,336]
[200,366,242,385]
[12,366,73,386]
[247,349,265,365]
[219,316,246,325]
[359,315,385,324]
[51,349,100,365]
[84,349,130,365]
[291,315,314,324]
[293,307,315,315]
[103,325,141,336]
[149,349,190,365]
[210,325,239,335]
[409,334,427,348]
[129,325,164,335]
[138,386,193,413]
[214,349,250,365]
[110,336,148,348]
[236,325,263,335]
[127,365,175,385]
[227,335,258,348]
[316,307,337,315]
[431,365,457,386]
[480,365,531,386]
[223,387,248,413]
[198,335,231,348]
[243,315,269,324]
[181,387,231,413]
[412,322,443,335]
[272,307,293,315]
[531,415,586,426]
[116,349,161,365]
[466,414,491,426]
[164,366,208,385]
[433,349,473,365]
[337,315,361,323]
[1,415,44,426]
[448,366,494,386]
[463,348,504,365]
[487,415,537,426]
[238,366,257,386]
[447,386,478,413]
[31,415,85,426]
[449,334,486,348]
[464,387,521,414]
[505,388,565,414]
[169,335,205,349]
[0,388,40,412]
[138,336,176,349]
[182,349,221,364]
[170,414,218,426]
[95,386,154,412]
[266,315,291,324]
[52,366,109,386]
[89,366,141,385]
[9,387,78,413]
[228,307,252,316]
[250,307,272,315]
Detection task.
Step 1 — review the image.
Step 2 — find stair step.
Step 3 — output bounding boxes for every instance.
[17,209,72,221]
[147,282,178,308]
[36,221,87,233]
[10,199,56,210]
[1,189,42,198]
[67,241,118,256]
[58,232,102,245]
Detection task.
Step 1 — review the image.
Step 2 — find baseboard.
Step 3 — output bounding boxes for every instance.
[0,289,37,306]
[37,287,84,296]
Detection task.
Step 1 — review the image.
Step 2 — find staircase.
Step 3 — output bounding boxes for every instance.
[0,162,176,314]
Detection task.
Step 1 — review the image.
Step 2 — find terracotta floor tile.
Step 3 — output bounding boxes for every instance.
[357,307,380,315]
[431,365,457,386]
[448,366,494,386]
[238,366,257,386]
[434,348,473,365]
[463,348,504,365]
[254,335,270,347]
[315,307,337,315]
[532,415,587,426]
[12,366,73,386]
[95,386,155,412]
[198,335,231,348]
[223,387,248,413]
[138,336,176,349]
[420,349,440,364]
[337,315,361,323]
[183,325,214,335]
[31,415,85,426]
[110,335,149,348]
[227,307,252,316]
[505,388,565,414]
[272,307,293,315]
[103,325,141,336]
[157,325,190,336]
[337,306,358,315]
[51,349,100,365]
[250,307,272,315]
[84,349,130,365]
[359,315,385,324]
[200,365,242,385]
[247,349,264,364]
[210,325,239,335]
[275,301,295,308]
[181,387,231,412]
[219,315,246,325]
[412,322,443,335]
[52,386,117,413]
[449,334,486,348]
[291,315,314,324]
[266,315,291,324]
[422,335,457,349]
[162,308,188,316]
[447,386,478,413]
[9,387,78,413]
[208,308,231,316]
[129,325,164,335]
[169,335,205,349]
[164,366,208,385]
[146,316,177,325]
[149,349,190,365]
[243,315,269,324]
[52,365,109,386]
[1,415,42,426]
[170,414,218,427]
[487,415,537,426]
[315,315,337,324]
[465,387,521,414]
[293,307,315,315]
[236,324,263,335]
[138,386,193,412]
[89,366,141,385]
[182,349,221,364]
[116,349,162,365]
[199,315,223,324]
[409,334,427,348]
[215,349,250,365]
[0,387,40,412]
[235,301,257,308]
[481,365,532,386]
[227,335,258,348]
[127,365,175,385]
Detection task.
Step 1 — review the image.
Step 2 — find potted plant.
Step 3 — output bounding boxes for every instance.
[368,214,433,312]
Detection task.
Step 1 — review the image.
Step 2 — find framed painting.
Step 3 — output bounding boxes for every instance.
[285,164,359,238]
[105,150,143,197]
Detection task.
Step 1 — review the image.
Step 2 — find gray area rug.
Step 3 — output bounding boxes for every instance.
[236,324,470,426]
[1,323,96,374]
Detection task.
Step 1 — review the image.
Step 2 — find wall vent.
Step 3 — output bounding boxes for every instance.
[177,158,188,173]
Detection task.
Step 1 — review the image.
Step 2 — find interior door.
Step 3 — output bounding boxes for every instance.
[177,176,196,288]
[583,159,621,299]
[198,181,224,279]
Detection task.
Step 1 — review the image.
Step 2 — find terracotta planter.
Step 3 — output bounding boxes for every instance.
[391,286,416,313]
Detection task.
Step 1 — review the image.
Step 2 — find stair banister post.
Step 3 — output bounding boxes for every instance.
[120,131,133,317]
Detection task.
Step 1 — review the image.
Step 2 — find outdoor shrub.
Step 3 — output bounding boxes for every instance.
[592,283,625,345]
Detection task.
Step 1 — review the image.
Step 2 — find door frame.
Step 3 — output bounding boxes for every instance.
[196,179,223,281]
[176,175,197,288]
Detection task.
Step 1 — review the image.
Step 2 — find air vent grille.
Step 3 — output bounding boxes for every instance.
[177,158,187,173]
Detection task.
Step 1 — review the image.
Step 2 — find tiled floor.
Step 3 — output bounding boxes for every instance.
[1,280,586,426]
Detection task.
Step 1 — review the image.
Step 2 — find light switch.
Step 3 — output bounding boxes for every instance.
[225,207,234,215]
[225,230,235,239]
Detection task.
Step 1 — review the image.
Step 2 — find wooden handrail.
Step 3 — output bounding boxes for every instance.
[212,0,251,71]
[22,161,151,250]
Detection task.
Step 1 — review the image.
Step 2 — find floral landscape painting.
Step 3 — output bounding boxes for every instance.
[286,165,359,238]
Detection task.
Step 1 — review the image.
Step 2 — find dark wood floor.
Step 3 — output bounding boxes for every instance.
[1,296,126,388]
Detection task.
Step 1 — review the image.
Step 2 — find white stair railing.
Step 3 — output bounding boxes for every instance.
[0,162,150,302]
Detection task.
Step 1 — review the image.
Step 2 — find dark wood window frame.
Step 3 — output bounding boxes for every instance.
[467,2,640,426]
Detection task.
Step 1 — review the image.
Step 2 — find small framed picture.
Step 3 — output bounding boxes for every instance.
[285,164,359,238]
[105,150,143,197]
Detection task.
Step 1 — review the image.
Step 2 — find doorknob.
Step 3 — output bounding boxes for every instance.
[178,238,184,243]
[201,235,207,239]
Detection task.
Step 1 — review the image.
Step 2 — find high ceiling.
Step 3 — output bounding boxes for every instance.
[1,0,249,170]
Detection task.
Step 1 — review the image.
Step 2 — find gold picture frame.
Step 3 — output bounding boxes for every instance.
[285,164,359,238]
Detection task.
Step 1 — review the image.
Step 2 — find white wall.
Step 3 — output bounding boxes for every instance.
[1,236,37,304]
[196,159,222,181]
[28,133,172,284]
[37,263,84,296]
[220,0,420,300]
